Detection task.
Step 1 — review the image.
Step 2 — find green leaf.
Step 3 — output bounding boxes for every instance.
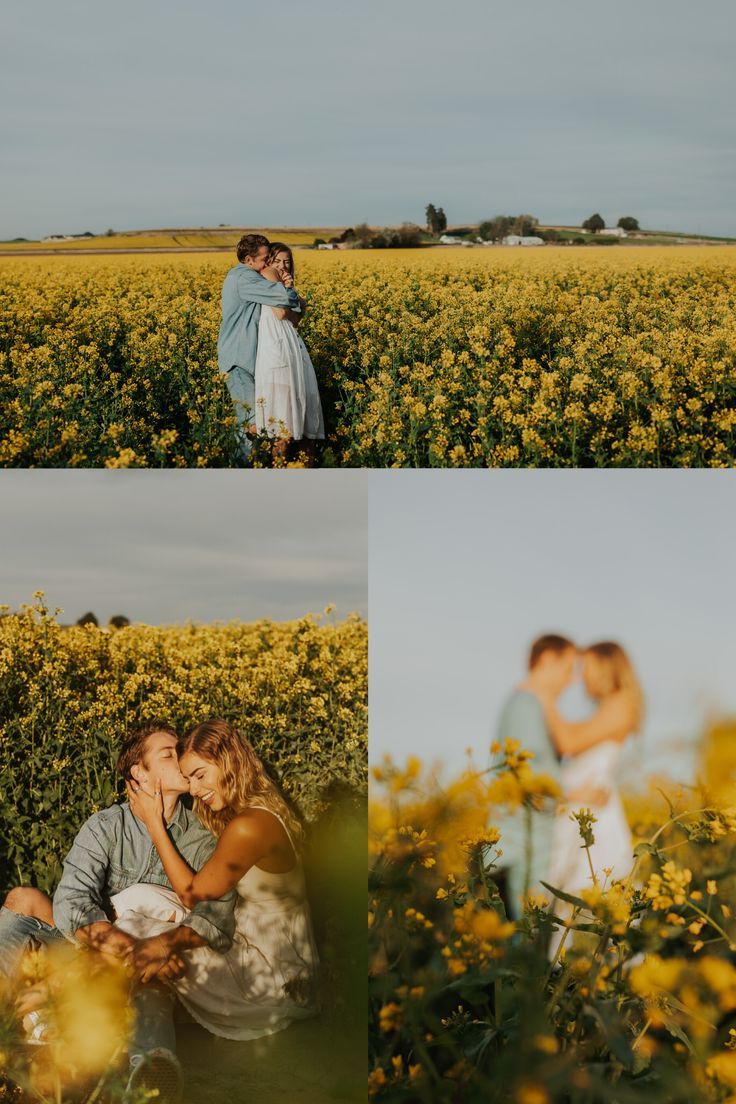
[540,880,588,909]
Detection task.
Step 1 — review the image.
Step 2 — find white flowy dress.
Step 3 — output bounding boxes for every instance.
[111,808,319,1040]
[547,740,633,896]
[254,304,324,440]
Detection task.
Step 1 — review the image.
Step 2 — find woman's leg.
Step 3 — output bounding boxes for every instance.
[4,887,54,925]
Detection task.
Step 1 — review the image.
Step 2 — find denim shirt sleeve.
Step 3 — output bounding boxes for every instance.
[236,271,300,311]
[52,812,115,941]
[179,833,237,952]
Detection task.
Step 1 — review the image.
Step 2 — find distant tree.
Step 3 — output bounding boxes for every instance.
[617,216,640,231]
[338,228,356,243]
[105,228,115,237]
[108,615,130,629]
[582,213,605,233]
[353,223,374,247]
[511,214,539,237]
[478,216,512,242]
[77,611,98,627]
[313,238,326,248]
[425,204,446,236]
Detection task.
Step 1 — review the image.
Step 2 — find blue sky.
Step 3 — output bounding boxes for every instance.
[2,0,735,238]
[0,472,367,624]
[369,471,736,786]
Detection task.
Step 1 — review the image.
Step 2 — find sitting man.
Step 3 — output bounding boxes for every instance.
[0,720,235,1104]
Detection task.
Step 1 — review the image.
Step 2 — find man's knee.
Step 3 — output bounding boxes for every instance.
[4,887,45,917]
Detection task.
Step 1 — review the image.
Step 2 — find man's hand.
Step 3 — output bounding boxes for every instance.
[76,921,136,958]
[130,934,187,984]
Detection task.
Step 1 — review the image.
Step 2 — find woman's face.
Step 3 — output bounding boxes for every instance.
[582,653,608,699]
[272,250,292,278]
[179,750,226,811]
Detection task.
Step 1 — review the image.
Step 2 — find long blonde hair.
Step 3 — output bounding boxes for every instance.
[179,720,303,846]
[585,641,645,732]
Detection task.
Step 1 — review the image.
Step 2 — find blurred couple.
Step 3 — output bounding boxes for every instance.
[495,634,643,918]
[0,720,318,1104]
[218,234,325,463]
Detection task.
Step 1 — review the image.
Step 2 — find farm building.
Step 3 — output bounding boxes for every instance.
[502,234,544,247]
[599,227,627,238]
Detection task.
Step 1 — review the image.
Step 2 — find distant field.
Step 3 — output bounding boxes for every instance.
[0,227,346,252]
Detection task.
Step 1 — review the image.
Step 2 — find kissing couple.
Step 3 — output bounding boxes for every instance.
[494,634,644,919]
[218,234,325,463]
[0,719,319,1104]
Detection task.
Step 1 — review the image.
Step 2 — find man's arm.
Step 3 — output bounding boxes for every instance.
[52,811,134,955]
[176,832,237,953]
[236,270,300,311]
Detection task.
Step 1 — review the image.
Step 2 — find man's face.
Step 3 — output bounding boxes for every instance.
[551,647,578,694]
[244,245,269,272]
[132,732,189,796]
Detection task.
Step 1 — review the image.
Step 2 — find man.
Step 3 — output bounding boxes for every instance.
[217,233,304,460]
[0,720,235,1104]
[493,634,577,917]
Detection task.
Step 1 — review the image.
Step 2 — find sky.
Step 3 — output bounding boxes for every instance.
[369,471,736,785]
[0,471,367,624]
[2,0,735,239]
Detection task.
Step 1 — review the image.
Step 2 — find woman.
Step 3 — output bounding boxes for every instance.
[543,642,643,898]
[254,243,324,460]
[116,720,320,1040]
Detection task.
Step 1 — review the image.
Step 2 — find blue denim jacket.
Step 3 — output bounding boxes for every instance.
[217,264,300,375]
[52,802,236,952]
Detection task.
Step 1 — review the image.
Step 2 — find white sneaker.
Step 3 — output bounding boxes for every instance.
[126,1047,183,1104]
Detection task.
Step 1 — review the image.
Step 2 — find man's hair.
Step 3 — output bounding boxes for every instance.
[236,233,270,263]
[528,634,575,670]
[116,720,178,781]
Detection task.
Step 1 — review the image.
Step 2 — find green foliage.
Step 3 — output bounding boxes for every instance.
[583,213,606,232]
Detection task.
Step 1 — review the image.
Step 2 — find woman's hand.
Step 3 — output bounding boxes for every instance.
[126,778,164,832]
[282,273,294,289]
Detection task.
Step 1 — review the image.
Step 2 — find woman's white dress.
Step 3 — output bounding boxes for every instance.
[111,809,319,1040]
[254,304,324,440]
[547,740,633,896]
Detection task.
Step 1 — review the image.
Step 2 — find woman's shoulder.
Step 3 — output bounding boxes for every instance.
[223,807,283,841]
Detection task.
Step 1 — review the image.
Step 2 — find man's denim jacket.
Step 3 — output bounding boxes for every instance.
[52,801,235,952]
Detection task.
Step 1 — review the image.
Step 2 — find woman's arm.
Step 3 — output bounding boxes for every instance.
[542,694,634,757]
[127,783,270,907]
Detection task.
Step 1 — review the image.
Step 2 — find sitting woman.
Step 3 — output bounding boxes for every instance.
[118,719,320,1039]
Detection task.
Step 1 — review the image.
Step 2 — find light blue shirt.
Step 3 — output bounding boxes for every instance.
[217,264,300,375]
[52,801,236,951]
[492,689,561,916]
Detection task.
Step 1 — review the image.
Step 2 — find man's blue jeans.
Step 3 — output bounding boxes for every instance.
[0,906,176,1058]
[224,365,255,462]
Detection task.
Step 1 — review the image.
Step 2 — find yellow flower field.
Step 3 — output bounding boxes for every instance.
[0,599,367,892]
[369,724,736,1102]
[1,247,735,467]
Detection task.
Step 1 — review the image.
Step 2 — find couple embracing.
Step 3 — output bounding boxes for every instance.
[0,719,318,1103]
[218,234,325,462]
[495,633,644,918]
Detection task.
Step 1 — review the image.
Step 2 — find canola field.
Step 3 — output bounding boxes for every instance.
[369,723,736,1103]
[1,247,735,468]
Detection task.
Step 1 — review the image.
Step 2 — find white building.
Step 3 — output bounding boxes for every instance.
[599,227,627,238]
[502,234,544,247]
[439,234,464,245]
